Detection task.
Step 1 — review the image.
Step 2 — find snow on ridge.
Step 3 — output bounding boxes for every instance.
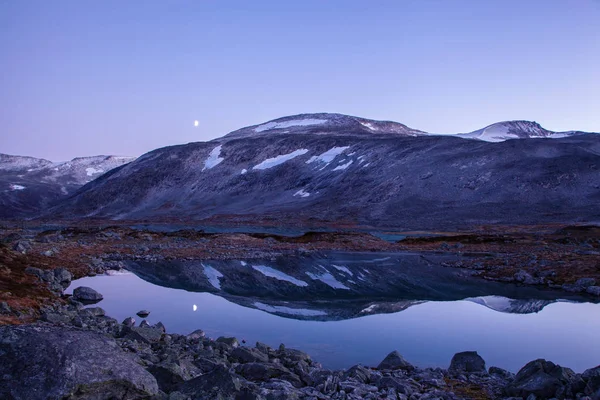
[294,189,310,198]
[9,184,26,191]
[254,118,328,133]
[203,145,224,171]
[85,167,104,176]
[306,146,350,165]
[253,149,308,170]
[252,265,309,287]
[202,263,224,289]
[241,169,248,175]
[254,302,327,316]
[333,160,353,171]
[306,268,350,290]
[360,304,377,313]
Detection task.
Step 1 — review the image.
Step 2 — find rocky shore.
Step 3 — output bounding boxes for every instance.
[1,277,599,400]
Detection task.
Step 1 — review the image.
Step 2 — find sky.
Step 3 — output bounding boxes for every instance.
[1,0,599,160]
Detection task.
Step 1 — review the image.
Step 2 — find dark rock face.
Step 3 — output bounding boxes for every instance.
[0,324,158,400]
[72,286,103,302]
[449,351,487,375]
[582,366,600,398]
[178,365,245,399]
[505,359,585,399]
[377,350,414,371]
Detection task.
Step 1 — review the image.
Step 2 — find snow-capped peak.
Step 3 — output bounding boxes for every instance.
[458,120,586,142]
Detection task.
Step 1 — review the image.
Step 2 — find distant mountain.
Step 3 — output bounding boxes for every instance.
[0,154,135,218]
[457,120,591,142]
[43,113,600,228]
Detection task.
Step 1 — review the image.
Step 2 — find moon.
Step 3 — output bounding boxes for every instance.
[194,120,199,127]
[193,304,197,311]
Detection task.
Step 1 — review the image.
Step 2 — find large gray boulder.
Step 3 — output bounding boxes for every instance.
[504,359,585,399]
[449,351,487,375]
[72,286,103,302]
[0,324,158,400]
[377,350,414,371]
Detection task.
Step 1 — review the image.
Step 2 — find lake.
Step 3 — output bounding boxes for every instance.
[66,252,600,373]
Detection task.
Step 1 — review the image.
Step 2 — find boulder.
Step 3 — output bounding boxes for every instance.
[0,301,12,315]
[137,309,150,318]
[235,363,302,387]
[342,365,373,384]
[217,336,240,348]
[449,351,487,374]
[377,350,414,371]
[53,268,72,287]
[587,286,600,296]
[582,365,600,398]
[0,324,158,399]
[122,317,135,327]
[178,365,245,399]
[504,359,585,399]
[13,240,31,253]
[125,326,164,344]
[148,359,200,393]
[231,346,270,364]
[187,329,205,340]
[489,366,515,380]
[72,286,103,303]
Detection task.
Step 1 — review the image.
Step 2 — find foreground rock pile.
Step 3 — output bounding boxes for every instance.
[1,301,599,399]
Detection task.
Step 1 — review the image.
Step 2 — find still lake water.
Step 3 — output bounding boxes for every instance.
[66,272,600,373]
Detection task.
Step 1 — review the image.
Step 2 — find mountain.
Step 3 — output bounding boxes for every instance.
[457,120,590,142]
[43,113,600,229]
[0,154,135,218]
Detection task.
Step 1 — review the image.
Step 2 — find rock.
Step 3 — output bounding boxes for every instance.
[40,311,73,324]
[235,363,302,387]
[342,365,373,384]
[449,351,487,374]
[489,366,515,380]
[514,270,538,285]
[255,342,272,354]
[582,366,600,398]
[231,346,270,363]
[178,364,244,399]
[505,359,585,399]
[79,307,106,317]
[72,286,103,303]
[0,301,11,315]
[187,329,205,340]
[377,351,414,371]
[53,268,72,287]
[153,321,166,332]
[122,317,136,327]
[137,309,151,318]
[586,286,600,296]
[125,326,164,343]
[0,324,158,399]
[564,278,598,293]
[148,359,200,393]
[139,319,150,328]
[24,266,44,279]
[217,336,240,348]
[13,240,31,253]
[378,376,414,395]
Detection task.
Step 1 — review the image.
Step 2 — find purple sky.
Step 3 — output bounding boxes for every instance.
[1,0,599,160]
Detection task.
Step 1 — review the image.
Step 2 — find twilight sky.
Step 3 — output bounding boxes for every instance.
[1,0,599,160]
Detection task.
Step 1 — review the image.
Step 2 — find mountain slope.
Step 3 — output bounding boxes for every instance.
[457,120,590,142]
[0,154,135,218]
[45,113,600,229]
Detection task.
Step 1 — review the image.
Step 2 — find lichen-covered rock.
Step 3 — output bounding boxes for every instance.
[0,324,158,400]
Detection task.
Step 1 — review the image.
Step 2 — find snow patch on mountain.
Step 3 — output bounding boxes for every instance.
[360,122,379,131]
[9,184,26,191]
[85,167,104,176]
[253,149,309,170]
[203,145,224,171]
[240,169,247,175]
[253,302,327,316]
[294,189,310,198]
[331,265,353,275]
[254,118,328,132]
[202,263,224,289]
[333,160,353,171]
[252,265,309,287]
[306,146,350,165]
